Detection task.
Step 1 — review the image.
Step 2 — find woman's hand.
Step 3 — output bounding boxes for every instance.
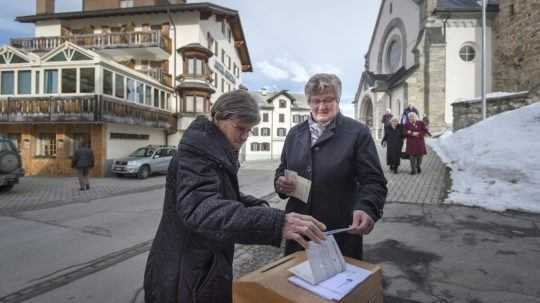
[276,176,296,194]
[348,210,375,236]
[282,213,327,249]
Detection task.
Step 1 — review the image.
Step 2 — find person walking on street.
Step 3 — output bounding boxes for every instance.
[382,117,404,174]
[72,142,94,191]
[404,112,431,175]
[401,103,419,125]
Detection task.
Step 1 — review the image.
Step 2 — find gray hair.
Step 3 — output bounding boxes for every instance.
[407,112,418,119]
[390,117,399,123]
[304,73,342,103]
[211,90,261,124]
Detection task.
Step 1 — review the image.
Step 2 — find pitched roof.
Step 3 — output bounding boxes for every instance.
[15,2,253,72]
[248,90,310,110]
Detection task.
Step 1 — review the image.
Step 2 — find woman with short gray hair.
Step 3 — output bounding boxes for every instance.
[404,111,431,175]
[144,90,326,303]
[275,74,387,260]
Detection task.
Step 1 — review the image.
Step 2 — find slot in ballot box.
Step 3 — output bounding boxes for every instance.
[233,251,383,303]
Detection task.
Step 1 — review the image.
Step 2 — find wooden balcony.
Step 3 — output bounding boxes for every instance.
[138,68,173,86]
[11,31,172,60]
[0,95,175,131]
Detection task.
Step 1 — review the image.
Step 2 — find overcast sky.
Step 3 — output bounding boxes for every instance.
[0,0,381,117]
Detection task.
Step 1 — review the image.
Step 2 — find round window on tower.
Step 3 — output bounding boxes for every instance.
[459,45,476,62]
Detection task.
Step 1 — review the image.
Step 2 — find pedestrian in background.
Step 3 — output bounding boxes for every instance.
[382,117,404,174]
[381,108,393,126]
[275,73,387,260]
[401,103,419,125]
[404,112,431,175]
[72,142,94,191]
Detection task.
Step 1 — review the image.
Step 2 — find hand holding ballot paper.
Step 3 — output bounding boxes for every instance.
[276,169,312,203]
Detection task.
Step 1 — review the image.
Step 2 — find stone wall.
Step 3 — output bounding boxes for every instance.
[452,92,536,131]
[493,0,540,99]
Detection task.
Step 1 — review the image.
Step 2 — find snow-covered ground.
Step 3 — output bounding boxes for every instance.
[428,102,540,213]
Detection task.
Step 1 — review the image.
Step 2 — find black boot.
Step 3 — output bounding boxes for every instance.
[86,184,90,190]
[417,167,421,173]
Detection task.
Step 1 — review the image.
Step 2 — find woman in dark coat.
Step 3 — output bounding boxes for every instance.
[404,112,431,175]
[275,74,387,260]
[144,90,326,303]
[381,117,404,174]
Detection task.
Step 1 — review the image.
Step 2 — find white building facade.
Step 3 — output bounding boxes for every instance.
[354,0,497,138]
[0,0,252,176]
[244,90,310,161]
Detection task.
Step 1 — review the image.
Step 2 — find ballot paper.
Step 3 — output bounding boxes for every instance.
[284,169,311,203]
[288,235,346,285]
[288,263,372,301]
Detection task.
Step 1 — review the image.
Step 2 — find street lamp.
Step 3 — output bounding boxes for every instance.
[480,0,487,120]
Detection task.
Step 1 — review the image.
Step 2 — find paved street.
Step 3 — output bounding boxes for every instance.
[0,150,539,303]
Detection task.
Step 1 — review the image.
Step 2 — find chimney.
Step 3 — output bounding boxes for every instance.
[36,0,55,15]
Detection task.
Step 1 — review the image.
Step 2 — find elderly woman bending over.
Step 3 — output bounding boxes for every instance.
[275,74,387,260]
[144,90,327,303]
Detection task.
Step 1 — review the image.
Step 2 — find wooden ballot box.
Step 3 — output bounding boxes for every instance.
[233,251,383,303]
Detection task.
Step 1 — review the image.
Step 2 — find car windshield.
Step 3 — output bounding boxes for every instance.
[129,147,155,158]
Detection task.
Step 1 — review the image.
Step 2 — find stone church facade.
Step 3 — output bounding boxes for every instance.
[354,0,540,138]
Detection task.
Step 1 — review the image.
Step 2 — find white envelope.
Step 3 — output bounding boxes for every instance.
[284,169,311,203]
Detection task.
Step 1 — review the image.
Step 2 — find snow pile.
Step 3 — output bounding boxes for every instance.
[455,91,529,103]
[428,102,540,213]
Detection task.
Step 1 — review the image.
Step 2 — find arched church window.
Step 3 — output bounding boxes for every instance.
[387,39,401,72]
[459,45,476,62]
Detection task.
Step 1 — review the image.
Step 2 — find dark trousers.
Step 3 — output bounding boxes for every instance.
[410,155,423,173]
[77,168,90,189]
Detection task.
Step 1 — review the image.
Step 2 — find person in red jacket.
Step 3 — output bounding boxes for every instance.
[404,112,431,175]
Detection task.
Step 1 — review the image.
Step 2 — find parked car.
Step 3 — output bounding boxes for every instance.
[111,145,176,179]
[0,136,24,192]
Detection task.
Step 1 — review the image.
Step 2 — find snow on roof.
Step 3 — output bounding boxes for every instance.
[428,102,540,213]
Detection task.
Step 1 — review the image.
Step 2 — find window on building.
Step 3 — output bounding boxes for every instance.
[261,127,270,136]
[251,127,259,136]
[195,96,205,112]
[214,41,219,59]
[44,69,58,94]
[160,91,166,109]
[221,79,225,93]
[166,93,171,111]
[227,83,231,92]
[61,68,77,94]
[221,20,226,34]
[1,71,14,95]
[279,99,287,108]
[126,78,136,102]
[389,2,393,14]
[303,114,310,121]
[459,45,476,62]
[228,29,232,43]
[261,143,270,151]
[80,68,95,93]
[207,32,214,50]
[184,95,195,112]
[103,69,113,95]
[251,142,260,151]
[145,85,152,105]
[387,39,402,72]
[115,74,125,98]
[279,114,285,123]
[120,0,134,8]
[154,88,159,107]
[136,82,144,104]
[277,128,287,137]
[213,73,218,87]
[36,134,56,158]
[188,58,204,76]
[221,49,226,64]
[227,55,231,70]
[49,51,67,62]
[17,70,31,95]
[292,115,300,123]
[263,113,269,122]
[35,71,40,94]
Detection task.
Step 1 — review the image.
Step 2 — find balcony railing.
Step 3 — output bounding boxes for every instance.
[11,31,172,54]
[138,68,173,86]
[0,95,175,131]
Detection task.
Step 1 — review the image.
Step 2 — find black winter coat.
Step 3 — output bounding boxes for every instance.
[382,124,404,167]
[275,113,387,260]
[144,117,285,303]
[71,147,94,169]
